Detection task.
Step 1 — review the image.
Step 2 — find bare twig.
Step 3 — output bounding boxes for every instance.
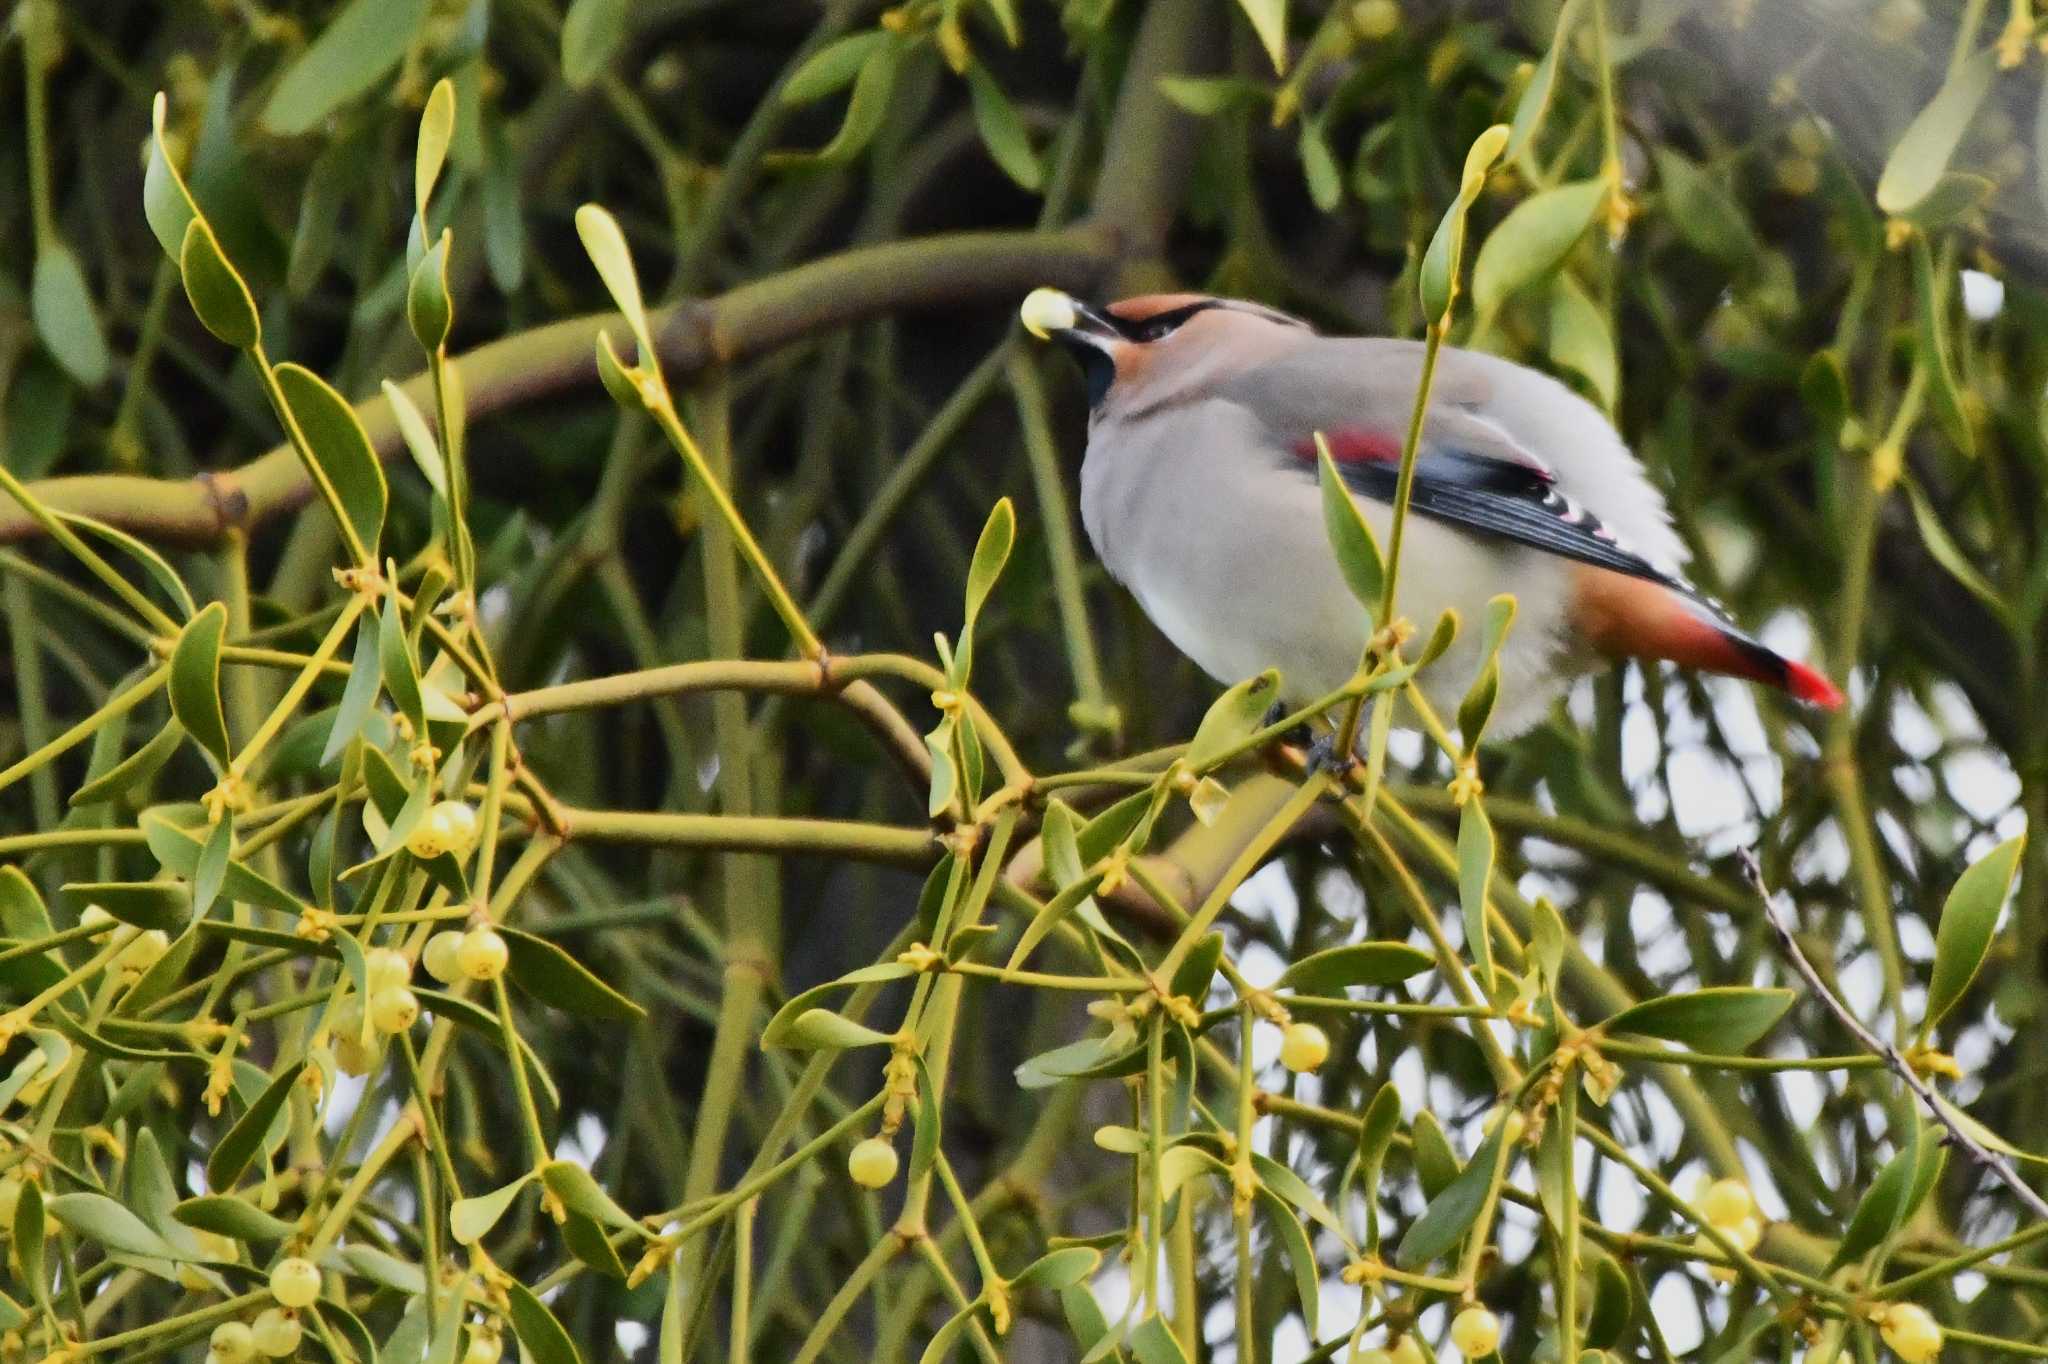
[1740,848,2048,1223]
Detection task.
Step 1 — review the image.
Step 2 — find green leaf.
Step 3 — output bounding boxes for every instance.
[770,39,901,167]
[1909,233,1975,456]
[174,1195,298,1244]
[782,32,890,105]
[574,204,653,358]
[784,1008,896,1051]
[143,811,305,916]
[378,590,426,736]
[384,380,448,498]
[909,1053,941,1181]
[1410,1109,1459,1197]
[1471,178,1604,316]
[917,1304,981,1364]
[193,813,233,920]
[0,1288,25,1332]
[1903,479,2009,621]
[1300,116,1341,212]
[32,241,110,386]
[1316,438,1385,616]
[1234,0,1288,74]
[1550,272,1617,412]
[58,882,187,933]
[1279,941,1434,994]
[559,1208,627,1279]
[1130,1316,1192,1364]
[1013,1245,1101,1292]
[1255,1186,1320,1336]
[1800,349,1849,442]
[505,1277,584,1364]
[1602,986,1794,1052]
[562,0,629,87]
[761,962,912,1046]
[274,363,389,564]
[1355,1083,1402,1248]
[13,1180,44,1292]
[452,1173,534,1245]
[323,618,384,767]
[541,1161,636,1232]
[1458,800,1496,993]
[966,66,1042,191]
[1457,595,1516,749]
[169,601,231,770]
[1897,171,1996,230]
[1060,1285,1115,1360]
[1506,0,1581,161]
[1925,833,2025,1031]
[414,77,456,224]
[70,716,181,812]
[1156,75,1272,116]
[178,218,261,349]
[1077,790,1154,866]
[261,0,431,136]
[1876,46,1997,214]
[1397,1125,1503,1268]
[207,1060,305,1191]
[1006,874,1107,972]
[1653,149,1759,266]
[1583,1252,1632,1348]
[501,927,646,1021]
[1169,932,1224,1003]
[408,231,453,353]
[1419,126,1510,322]
[964,497,1016,625]
[1186,670,1281,770]
[54,512,199,621]
[47,1192,183,1260]
[333,1243,429,1295]
[145,93,198,262]
[1827,1126,1932,1271]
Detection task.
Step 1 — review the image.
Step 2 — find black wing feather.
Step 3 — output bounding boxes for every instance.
[1331,453,1682,588]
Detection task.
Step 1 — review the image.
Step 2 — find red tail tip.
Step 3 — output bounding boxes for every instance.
[1784,660,1845,710]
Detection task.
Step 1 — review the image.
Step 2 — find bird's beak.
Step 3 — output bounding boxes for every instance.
[1019,288,1119,348]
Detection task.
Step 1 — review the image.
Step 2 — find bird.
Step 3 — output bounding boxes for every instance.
[1018,287,1843,739]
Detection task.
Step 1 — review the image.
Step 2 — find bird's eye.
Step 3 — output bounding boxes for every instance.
[1136,316,1184,342]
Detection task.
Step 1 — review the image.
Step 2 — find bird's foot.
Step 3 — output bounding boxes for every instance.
[1304,730,1360,779]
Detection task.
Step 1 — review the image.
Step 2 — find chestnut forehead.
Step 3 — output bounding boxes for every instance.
[1105,293,1215,322]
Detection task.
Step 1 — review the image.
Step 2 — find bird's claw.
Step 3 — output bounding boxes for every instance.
[1305,731,1360,778]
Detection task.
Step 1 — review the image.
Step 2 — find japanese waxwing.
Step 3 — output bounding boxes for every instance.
[1019,288,1843,738]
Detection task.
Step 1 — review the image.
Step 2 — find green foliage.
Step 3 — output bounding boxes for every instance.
[0,3,2044,1363]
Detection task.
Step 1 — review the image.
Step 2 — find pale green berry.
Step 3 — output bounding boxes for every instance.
[210,1321,255,1364]
[268,1256,321,1308]
[370,985,420,1035]
[457,927,509,981]
[423,930,465,984]
[1279,1022,1329,1073]
[251,1307,302,1357]
[1450,1305,1501,1359]
[847,1137,899,1189]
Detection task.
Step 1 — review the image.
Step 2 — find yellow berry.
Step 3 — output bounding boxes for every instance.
[462,1327,504,1364]
[268,1256,321,1308]
[1878,1302,1942,1363]
[457,927,509,981]
[1729,1214,1763,1252]
[433,801,479,853]
[847,1137,900,1189]
[210,1321,255,1364]
[0,1177,21,1225]
[366,947,412,992]
[1352,0,1400,39]
[81,904,139,947]
[251,1308,302,1357]
[1279,1021,1330,1073]
[1390,1340,1427,1364]
[423,930,465,984]
[1450,1305,1501,1359]
[1774,156,1821,196]
[117,928,170,974]
[406,806,457,859]
[331,1000,378,1076]
[370,985,420,1035]
[1356,1353,1395,1364]
[1699,1177,1754,1228]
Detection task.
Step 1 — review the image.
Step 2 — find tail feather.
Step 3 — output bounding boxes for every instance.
[1572,566,1844,710]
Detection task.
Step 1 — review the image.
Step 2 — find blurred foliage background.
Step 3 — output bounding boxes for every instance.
[2,0,2047,1360]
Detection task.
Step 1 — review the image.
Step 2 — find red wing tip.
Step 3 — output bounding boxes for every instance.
[1783,660,1845,710]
